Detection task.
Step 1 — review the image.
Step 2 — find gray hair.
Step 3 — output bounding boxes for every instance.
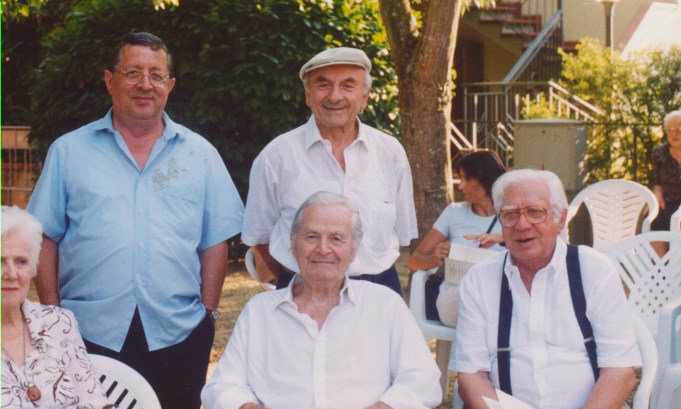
[108,32,174,77]
[663,110,681,130]
[303,70,373,95]
[290,191,363,251]
[1,206,43,274]
[491,169,568,222]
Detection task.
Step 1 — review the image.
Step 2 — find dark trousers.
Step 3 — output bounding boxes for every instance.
[276,264,402,295]
[84,309,214,409]
[652,199,681,231]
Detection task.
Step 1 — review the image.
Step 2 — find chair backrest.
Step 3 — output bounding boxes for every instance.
[452,313,657,409]
[245,248,275,291]
[672,203,681,233]
[608,231,681,335]
[651,296,681,409]
[408,269,457,342]
[89,354,161,409]
[632,312,659,409]
[565,179,658,253]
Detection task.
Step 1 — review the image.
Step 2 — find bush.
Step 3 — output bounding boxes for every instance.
[25,0,399,196]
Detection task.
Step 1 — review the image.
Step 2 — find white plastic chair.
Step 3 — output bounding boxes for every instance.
[89,354,161,409]
[634,312,659,409]
[245,248,276,291]
[565,179,658,253]
[452,312,657,409]
[652,296,681,409]
[672,203,681,233]
[409,269,457,397]
[608,231,681,335]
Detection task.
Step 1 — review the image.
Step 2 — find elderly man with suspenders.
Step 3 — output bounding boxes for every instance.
[452,169,641,409]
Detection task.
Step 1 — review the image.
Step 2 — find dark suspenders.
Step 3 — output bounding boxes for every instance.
[497,244,599,396]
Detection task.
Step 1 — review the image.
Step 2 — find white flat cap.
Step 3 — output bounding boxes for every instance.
[299,47,372,81]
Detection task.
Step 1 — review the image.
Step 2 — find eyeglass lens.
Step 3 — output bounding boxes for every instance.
[499,206,548,227]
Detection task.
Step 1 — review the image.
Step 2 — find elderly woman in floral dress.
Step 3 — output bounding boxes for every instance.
[1,205,110,408]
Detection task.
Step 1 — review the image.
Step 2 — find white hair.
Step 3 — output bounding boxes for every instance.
[2,205,43,274]
[491,169,568,222]
[290,191,363,251]
[663,110,681,130]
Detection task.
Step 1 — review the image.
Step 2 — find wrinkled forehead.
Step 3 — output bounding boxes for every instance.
[500,181,550,209]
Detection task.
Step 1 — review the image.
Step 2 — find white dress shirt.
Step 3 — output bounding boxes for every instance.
[452,239,641,409]
[201,277,442,409]
[241,116,418,276]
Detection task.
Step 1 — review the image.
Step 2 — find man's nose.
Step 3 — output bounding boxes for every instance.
[136,74,154,90]
[317,237,331,254]
[515,212,533,229]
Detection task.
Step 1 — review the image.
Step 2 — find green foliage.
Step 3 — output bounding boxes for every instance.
[521,38,681,184]
[16,0,398,196]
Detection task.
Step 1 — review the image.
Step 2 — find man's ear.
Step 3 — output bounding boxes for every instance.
[104,70,114,95]
[556,208,568,232]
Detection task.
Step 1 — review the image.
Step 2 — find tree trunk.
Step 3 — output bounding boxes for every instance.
[379,0,463,240]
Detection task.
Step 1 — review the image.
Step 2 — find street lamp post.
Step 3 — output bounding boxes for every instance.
[596,0,620,49]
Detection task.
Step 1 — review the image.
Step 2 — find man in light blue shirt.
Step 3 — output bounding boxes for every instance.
[27,32,244,409]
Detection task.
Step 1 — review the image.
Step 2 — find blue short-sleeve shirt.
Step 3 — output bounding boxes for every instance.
[28,110,244,351]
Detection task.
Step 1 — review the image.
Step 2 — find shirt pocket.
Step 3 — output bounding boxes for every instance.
[361,200,397,251]
[158,168,202,241]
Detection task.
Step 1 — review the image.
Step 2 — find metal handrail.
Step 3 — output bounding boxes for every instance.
[504,10,563,83]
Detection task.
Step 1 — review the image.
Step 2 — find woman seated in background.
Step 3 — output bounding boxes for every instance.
[651,109,681,255]
[1,205,110,409]
[406,150,506,327]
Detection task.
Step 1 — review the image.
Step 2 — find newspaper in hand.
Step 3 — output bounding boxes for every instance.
[482,389,534,409]
[444,243,495,284]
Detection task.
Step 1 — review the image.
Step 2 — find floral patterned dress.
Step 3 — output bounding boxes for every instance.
[1,301,109,408]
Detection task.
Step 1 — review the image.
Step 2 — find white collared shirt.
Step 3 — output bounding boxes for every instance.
[452,238,641,409]
[201,277,442,409]
[241,115,418,276]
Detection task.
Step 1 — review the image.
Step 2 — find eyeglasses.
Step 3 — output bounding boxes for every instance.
[666,127,681,134]
[113,69,171,87]
[498,206,549,227]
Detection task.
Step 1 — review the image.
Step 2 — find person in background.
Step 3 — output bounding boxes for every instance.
[27,32,244,409]
[407,150,506,271]
[406,150,506,327]
[453,169,640,409]
[2,205,111,409]
[242,46,417,295]
[651,109,681,255]
[202,192,441,409]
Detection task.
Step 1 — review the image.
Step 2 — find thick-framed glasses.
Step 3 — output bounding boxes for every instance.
[498,206,549,227]
[114,69,171,87]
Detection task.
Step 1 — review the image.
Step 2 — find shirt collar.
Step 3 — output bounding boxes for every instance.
[274,273,355,310]
[303,115,368,151]
[21,300,48,352]
[93,108,184,142]
[504,237,568,287]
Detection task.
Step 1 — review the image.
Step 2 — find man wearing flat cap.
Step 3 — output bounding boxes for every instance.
[242,47,417,294]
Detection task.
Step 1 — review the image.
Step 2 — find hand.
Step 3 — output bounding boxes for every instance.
[239,403,266,409]
[434,241,451,262]
[464,233,503,249]
[365,402,392,409]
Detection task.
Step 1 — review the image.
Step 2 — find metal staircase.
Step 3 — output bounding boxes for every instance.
[449,1,600,176]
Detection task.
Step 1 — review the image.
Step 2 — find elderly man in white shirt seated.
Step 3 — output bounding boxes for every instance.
[453,169,641,409]
[202,191,442,409]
